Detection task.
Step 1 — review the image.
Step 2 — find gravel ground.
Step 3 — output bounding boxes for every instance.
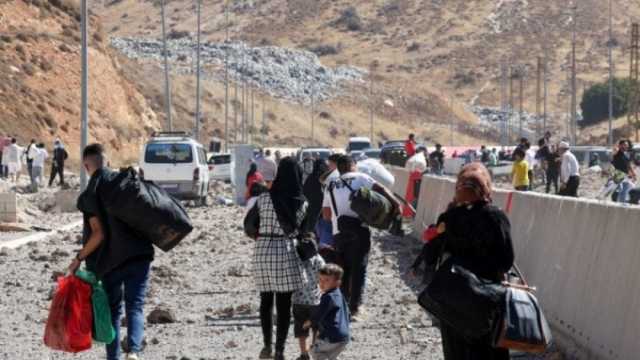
[0,180,563,359]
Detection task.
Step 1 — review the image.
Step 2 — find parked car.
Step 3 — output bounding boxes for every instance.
[571,146,612,168]
[346,137,372,153]
[208,153,232,182]
[296,147,333,162]
[139,131,210,206]
[380,142,408,167]
[350,150,366,162]
[363,148,381,161]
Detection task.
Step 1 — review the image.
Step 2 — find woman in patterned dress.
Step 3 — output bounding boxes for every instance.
[249,157,309,360]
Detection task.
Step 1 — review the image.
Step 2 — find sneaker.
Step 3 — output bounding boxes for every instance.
[125,354,140,360]
[350,307,368,322]
[295,353,310,360]
[275,352,285,360]
[259,347,273,359]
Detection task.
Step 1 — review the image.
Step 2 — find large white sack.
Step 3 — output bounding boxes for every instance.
[357,159,395,188]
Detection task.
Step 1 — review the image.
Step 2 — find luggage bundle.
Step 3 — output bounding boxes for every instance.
[44,271,116,353]
[418,263,552,353]
[100,168,193,252]
[349,186,397,230]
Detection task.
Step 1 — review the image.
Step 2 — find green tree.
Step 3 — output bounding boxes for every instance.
[580,78,635,126]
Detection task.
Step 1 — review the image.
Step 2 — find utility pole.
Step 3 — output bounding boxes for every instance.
[310,85,315,144]
[570,2,578,145]
[80,0,88,190]
[500,61,508,146]
[194,0,202,142]
[543,51,548,135]
[519,67,524,138]
[160,0,173,131]
[224,0,229,151]
[536,57,542,138]
[241,50,246,143]
[261,94,266,146]
[607,0,614,146]
[234,69,239,144]
[369,72,374,143]
[509,66,514,143]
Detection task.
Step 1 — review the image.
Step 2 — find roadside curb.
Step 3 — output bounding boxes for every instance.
[0,220,82,250]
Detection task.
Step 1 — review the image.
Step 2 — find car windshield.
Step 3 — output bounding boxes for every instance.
[365,150,380,159]
[301,150,331,160]
[350,142,370,151]
[145,143,193,164]
[210,155,231,165]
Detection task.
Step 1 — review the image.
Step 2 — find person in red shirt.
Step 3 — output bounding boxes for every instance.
[404,134,417,158]
[245,162,265,200]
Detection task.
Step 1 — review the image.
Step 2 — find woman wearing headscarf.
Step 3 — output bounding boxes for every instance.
[416,163,514,360]
[245,162,264,201]
[302,158,329,233]
[247,157,309,360]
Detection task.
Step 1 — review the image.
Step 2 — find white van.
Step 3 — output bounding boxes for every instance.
[346,137,372,153]
[139,132,210,205]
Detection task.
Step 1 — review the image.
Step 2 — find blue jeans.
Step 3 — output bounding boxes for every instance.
[103,260,151,360]
[618,179,634,203]
[316,218,334,248]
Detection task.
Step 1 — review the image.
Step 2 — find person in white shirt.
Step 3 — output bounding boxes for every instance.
[25,139,38,180]
[558,142,580,197]
[31,143,48,192]
[321,155,400,319]
[524,142,537,190]
[6,138,23,183]
[256,149,278,187]
[315,154,342,264]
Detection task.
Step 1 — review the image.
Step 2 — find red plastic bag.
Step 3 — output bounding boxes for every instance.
[44,275,93,353]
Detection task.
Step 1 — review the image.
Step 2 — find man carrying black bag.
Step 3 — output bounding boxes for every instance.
[68,144,154,360]
[322,155,400,321]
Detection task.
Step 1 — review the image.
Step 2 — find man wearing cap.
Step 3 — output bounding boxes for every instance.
[558,142,580,197]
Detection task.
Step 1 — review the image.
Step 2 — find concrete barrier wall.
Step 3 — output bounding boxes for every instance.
[411,175,640,360]
[388,166,410,198]
[0,192,17,223]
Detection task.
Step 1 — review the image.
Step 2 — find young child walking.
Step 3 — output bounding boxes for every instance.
[293,253,326,360]
[306,264,350,360]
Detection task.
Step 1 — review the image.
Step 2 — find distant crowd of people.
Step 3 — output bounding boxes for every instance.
[0,134,69,192]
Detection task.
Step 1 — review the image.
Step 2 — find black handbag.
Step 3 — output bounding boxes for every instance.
[418,261,506,343]
[243,204,260,239]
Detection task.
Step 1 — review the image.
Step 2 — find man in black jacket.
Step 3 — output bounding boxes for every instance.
[68,144,154,360]
[49,139,68,187]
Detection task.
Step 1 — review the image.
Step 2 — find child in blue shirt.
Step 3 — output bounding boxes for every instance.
[305,264,350,360]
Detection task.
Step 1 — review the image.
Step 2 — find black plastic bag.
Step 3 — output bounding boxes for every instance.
[418,262,506,343]
[100,168,193,252]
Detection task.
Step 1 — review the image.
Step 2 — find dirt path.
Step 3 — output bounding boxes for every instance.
[0,197,563,359]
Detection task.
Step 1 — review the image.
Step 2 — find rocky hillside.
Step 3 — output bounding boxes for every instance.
[0,0,160,165]
[96,0,640,144]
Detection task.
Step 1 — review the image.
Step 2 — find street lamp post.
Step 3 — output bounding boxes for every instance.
[80,0,88,190]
